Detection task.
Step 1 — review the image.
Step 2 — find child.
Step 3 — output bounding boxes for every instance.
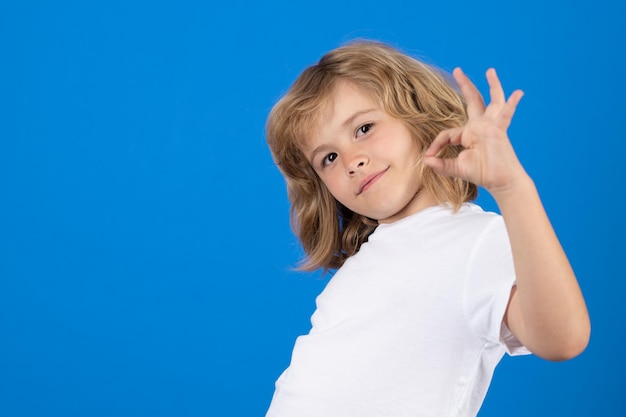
[264,40,590,417]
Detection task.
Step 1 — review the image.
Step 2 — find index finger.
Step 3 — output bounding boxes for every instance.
[424,126,463,157]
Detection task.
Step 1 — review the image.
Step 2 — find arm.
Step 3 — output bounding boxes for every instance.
[424,68,590,361]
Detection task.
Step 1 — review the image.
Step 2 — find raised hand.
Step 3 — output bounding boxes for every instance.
[423,68,527,198]
[424,68,590,360]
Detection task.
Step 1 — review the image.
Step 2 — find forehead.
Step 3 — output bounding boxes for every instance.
[323,80,377,120]
[304,80,379,149]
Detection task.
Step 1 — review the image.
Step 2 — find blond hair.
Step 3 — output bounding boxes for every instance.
[266,40,477,271]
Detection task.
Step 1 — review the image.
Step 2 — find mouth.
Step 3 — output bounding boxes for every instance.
[358,167,389,195]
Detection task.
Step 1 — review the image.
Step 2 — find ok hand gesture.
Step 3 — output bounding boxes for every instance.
[424,68,527,198]
[426,69,591,361]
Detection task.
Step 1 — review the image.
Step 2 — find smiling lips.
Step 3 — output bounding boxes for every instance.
[358,167,389,194]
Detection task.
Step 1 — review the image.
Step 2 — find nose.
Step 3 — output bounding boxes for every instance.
[346,153,369,176]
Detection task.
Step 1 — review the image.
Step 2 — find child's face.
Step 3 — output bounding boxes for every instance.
[304,80,436,223]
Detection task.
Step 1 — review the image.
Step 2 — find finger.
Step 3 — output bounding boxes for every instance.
[424,127,464,157]
[453,67,485,120]
[496,89,524,128]
[486,68,506,106]
[423,152,464,180]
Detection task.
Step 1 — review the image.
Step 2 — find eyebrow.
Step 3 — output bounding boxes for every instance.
[342,108,377,128]
[308,147,328,166]
[308,108,377,163]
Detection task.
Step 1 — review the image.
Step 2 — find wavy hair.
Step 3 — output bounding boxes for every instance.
[266,40,477,272]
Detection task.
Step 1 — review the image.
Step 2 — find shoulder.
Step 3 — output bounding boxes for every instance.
[435,203,505,240]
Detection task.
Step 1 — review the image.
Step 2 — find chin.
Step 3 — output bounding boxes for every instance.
[369,209,405,223]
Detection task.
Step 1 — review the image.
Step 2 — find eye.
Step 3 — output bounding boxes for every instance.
[356,123,373,137]
[322,152,338,167]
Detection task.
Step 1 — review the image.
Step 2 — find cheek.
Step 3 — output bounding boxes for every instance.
[378,139,421,166]
[398,135,422,165]
[322,174,343,197]
[318,171,350,203]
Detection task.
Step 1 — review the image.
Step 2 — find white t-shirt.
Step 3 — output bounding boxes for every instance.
[266,203,530,417]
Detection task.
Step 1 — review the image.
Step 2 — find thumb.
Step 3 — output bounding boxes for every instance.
[423,155,463,179]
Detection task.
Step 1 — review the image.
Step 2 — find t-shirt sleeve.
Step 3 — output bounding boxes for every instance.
[463,216,531,356]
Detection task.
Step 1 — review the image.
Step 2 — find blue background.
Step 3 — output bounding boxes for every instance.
[1,0,623,416]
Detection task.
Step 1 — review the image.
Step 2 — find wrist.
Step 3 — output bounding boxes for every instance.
[489,173,536,207]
